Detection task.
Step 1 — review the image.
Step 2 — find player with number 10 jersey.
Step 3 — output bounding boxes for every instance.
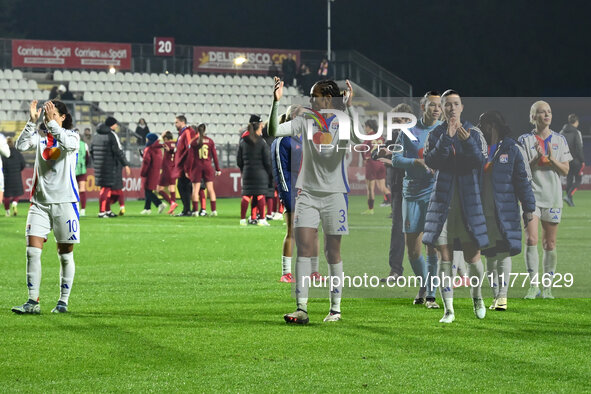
[12,100,80,315]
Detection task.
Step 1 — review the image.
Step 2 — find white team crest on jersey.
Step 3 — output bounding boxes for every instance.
[499,154,508,163]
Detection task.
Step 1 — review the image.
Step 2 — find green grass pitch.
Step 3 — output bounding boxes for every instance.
[0,192,590,392]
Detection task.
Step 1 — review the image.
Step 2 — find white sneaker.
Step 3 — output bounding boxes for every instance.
[211,210,218,217]
[5,210,9,217]
[158,202,167,214]
[495,297,507,310]
[425,299,440,309]
[323,311,342,322]
[439,311,455,323]
[239,219,247,226]
[199,210,207,217]
[542,288,555,299]
[489,298,498,310]
[80,208,86,217]
[524,286,540,299]
[140,209,152,215]
[273,212,284,220]
[257,218,270,227]
[11,201,18,216]
[473,298,486,319]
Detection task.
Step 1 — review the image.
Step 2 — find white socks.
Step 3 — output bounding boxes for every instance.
[26,247,42,301]
[468,259,485,299]
[439,260,453,313]
[497,256,512,298]
[310,256,319,273]
[485,257,499,298]
[58,252,76,304]
[542,248,557,288]
[281,256,292,275]
[526,244,557,289]
[295,257,312,312]
[452,251,467,277]
[294,256,342,314]
[486,254,512,298]
[25,247,76,304]
[328,262,343,313]
[525,245,539,286]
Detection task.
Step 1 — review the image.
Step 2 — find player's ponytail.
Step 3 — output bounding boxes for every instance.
[63,113,73,130]
[51,99,73,130]
[313,79,346,110]
[247,120,262,139]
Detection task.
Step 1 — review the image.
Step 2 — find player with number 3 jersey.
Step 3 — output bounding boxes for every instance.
[269,77,359,324]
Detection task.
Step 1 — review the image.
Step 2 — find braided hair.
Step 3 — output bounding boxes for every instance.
[311,79,346,110]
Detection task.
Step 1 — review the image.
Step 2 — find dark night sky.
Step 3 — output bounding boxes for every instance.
[2,0,590,96]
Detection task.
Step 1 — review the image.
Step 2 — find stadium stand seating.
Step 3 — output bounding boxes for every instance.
[1,68,296,144]
[54,70,296,144]
[0,69,47,132]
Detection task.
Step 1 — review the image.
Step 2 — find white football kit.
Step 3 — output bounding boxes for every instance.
[17,120,81,243]
[274,109,358,235]
[518,130,572,223]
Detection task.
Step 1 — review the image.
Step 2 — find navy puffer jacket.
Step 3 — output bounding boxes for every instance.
[482,138,536,257]
[422,121,489,248]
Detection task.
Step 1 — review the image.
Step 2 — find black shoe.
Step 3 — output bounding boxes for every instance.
[176,211,191,217]
[248,218,258,225]
[106,211,117,218]
[11,299,40,314]
[52,300,68,313]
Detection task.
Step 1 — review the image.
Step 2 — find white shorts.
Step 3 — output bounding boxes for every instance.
[534,206,562,224]
[0,171,4,192]
[26,202,81,243]
[294,190,349,235]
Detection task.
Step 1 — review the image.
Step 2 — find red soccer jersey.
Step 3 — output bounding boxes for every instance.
[161,140,176,173]
[362,134,385,162]
[192,136,220,171]
[174,126,197,177]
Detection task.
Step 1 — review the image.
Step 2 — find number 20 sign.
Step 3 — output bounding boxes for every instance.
[154,37,175,56]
